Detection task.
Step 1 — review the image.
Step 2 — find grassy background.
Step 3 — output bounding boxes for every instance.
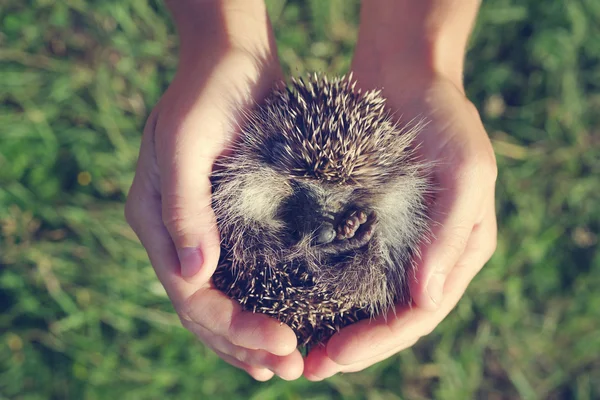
[1,0,599,398]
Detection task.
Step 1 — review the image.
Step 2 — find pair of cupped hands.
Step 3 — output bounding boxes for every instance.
[125,36,497,380]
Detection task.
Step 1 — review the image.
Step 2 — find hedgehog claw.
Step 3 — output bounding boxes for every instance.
[318,209,376,253]
[336,209,376,242]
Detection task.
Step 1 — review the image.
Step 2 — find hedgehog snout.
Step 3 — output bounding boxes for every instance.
[314,222,336,245]
[308,211,377,249]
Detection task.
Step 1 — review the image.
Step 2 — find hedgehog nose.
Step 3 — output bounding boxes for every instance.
[314,222,336,245]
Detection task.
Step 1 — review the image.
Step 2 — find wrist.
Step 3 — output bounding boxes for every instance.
[352,0,480,91]
[165,0,277,70]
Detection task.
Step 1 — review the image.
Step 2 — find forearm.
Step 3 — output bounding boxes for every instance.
[353,0,481,88]
[164,0,276,66]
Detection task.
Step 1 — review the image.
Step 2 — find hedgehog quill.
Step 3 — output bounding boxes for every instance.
[211,74,431,349]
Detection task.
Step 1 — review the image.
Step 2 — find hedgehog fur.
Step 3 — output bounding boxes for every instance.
[211,74,431,349]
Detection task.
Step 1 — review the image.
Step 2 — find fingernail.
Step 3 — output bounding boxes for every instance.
[426,273,446,306]
[177,247,203,278]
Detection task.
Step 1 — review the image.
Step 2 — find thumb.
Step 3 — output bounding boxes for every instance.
[162,175,221,283]
[154,107,227,283]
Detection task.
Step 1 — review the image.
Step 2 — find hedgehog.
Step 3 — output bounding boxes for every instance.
[211,74,431,349]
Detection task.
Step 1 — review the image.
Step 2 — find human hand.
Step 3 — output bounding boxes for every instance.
[303,0,496,380]
[303,72,497,380]
[125,1,303,381]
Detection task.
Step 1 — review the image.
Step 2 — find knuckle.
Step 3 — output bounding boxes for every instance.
[231,347,258,366]
[420,323,437,337]
[476,216,498,266]
[161,195,211,233]
[179,291,234,338]
[479,151,498,183]
[124,193,142,234]
[226,315,254,349]
[177,303,195,326]
[483,230,498,263]
[226,315,267,349]
[162,208,197,238]
[124,199,134,226]
[438,225,472,268]
[162,203,219,249]
[178,314,195,332]
[180,295,201,325]
[124,197,137,228]
[124,187,159,236]
[161,194,187,223]
[143,108,159,137]
[175,293,197,325]
[226,325,244,348]
[407,337,420,348]
[464,99,483,122]
[162,212,192,240]
[175,296,202,331]
[455,150,497,186]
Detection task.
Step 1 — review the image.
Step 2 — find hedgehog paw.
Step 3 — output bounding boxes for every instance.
[336,209,376,244]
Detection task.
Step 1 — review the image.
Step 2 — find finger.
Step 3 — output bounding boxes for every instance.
[339,337,419,374]
[226,347,303,381]
[213,349,275,382]
[125,120,201,302]
[153,101,226,283]
[443,193,497,295]
[304,337,419,380]
[188,322,303,380]
[303,345,339,381]
[324,197,497,366]
[213,337,304,381]
[182,287,298,356]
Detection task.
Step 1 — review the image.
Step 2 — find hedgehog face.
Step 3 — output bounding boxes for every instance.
[212,75,430,315]
[277,179,376,249]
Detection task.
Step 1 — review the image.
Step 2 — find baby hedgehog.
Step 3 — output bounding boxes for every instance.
[211,74,431,348]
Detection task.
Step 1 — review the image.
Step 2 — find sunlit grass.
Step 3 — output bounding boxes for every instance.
[1,0,599,398]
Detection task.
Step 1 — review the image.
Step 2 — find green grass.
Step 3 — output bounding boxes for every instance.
[1,0,599,398]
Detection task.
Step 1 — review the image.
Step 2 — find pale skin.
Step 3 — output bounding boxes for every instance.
[125,0,497,381]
